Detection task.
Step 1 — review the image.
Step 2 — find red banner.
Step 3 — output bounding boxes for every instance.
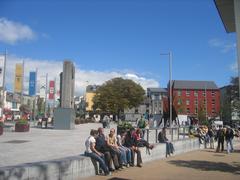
[48,80,55,100]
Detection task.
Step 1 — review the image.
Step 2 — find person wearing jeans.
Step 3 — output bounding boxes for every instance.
[84,129,110,176]
[225,126,234,154]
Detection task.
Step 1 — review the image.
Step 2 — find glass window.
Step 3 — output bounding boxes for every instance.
[186,90,190,96]
[195,108,198,114]
[186,99,190,105]
[194,90,198,97]
[211,91,215,97]
[203,91,206,97]
[195,99,198,105]
[178,90,181,96]
[187,108,190,113]
[211,99,215,106]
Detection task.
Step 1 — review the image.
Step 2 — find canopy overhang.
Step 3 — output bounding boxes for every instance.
[214,0,235,33]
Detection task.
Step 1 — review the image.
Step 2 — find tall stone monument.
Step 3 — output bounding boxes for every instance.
[54,60,75,130]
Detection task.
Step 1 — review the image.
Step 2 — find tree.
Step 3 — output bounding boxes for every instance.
[230,77,240,120]
[221,77,240,123]
[93,78,145,119]
[197,100,207,125]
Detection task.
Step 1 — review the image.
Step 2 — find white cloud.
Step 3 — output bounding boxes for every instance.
[230,61,238,73]
[208,38,236,53]
[0,18,36,45]
[5,55,160,96]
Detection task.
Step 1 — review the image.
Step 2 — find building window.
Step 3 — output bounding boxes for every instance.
[195,108,198,114]
[203,91,206,97]
[178,90,181,96]
[211,99,215,106]
[194,90,198,97]
[186,90,190,96]
[187,108,190,114]
[135,109,139,114]
[211,91,215,97]
[212,108,215,114]
[186,99,190,105]
[195,99,198,106]
[203,99,206,105]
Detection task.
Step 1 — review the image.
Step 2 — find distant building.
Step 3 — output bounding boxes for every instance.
[171,80,220,119]
[85,85,99,112]
[147,88,167,115]
[124,88,167,121]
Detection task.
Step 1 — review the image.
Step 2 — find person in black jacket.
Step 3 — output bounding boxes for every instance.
[158,127,174,157]
[225,126,234,153]
[124,129,142,167]
[215,125,225,152]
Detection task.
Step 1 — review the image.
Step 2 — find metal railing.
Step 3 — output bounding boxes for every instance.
[144,126,191,144]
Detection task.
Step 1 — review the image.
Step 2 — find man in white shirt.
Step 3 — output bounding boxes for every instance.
[85,129,110,176]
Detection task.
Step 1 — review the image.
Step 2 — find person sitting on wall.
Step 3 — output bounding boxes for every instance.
[133,128,154,150]
[95,127,120,171]
[124,128,143,167]
[84,129,110,176]
[158,127,174,157]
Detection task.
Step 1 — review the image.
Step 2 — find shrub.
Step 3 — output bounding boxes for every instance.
[16,119,29,125]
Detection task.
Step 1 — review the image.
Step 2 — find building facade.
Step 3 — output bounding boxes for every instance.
[172,80,220,119]
[85,85,99,112]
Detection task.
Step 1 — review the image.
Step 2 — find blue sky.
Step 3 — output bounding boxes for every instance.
[0,0,238,95]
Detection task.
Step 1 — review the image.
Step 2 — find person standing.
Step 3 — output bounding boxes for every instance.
[216,125,225,152]
[225,126,234,153]
[84,129,110,176]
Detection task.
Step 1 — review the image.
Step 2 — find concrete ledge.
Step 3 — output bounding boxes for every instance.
[141,138,201,163]
[0,138,201,180]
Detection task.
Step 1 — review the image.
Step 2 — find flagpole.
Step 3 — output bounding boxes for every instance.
[1,49,7,118]
[44,73,48,117]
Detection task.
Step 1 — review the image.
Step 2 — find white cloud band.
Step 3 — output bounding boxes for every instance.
[6,55,160,95]
[0,18,36,45]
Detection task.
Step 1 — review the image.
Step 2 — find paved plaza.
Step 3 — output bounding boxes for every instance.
[0,122,113,167]
[83,144,240,180]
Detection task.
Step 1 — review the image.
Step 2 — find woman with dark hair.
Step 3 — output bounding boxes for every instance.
[158,127,174,157]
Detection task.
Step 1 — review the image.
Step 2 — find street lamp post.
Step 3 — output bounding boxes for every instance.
[160,52,173,127]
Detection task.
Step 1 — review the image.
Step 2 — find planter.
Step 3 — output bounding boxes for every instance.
[15,123,30,132]
[0,126,3,136]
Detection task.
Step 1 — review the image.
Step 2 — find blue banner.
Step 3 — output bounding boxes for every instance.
[29,71,36,96]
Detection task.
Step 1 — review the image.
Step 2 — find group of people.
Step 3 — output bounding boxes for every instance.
[189,125,239,154]
[84,127,155,176]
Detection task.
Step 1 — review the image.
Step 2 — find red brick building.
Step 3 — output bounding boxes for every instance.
[171,80,220,119]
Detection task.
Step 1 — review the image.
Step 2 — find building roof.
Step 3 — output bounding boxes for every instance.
[172,80,218,90]
[214,0,235,33]
[147,88,167,93]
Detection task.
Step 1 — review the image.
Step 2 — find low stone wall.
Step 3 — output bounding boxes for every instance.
[0,138,201,180]
[141,138,201,163]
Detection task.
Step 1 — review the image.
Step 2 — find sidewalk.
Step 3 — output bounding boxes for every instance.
[0,123,110,167]
[83,144,240,180]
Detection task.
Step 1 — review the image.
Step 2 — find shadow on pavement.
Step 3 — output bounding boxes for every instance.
[168,160,240,175]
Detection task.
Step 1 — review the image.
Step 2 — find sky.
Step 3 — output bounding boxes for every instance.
[0,0,238,95]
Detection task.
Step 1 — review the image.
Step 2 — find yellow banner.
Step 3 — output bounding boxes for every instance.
[14,63,23,93]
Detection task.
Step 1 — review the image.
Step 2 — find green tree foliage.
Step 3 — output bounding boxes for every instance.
[230,77,240,119]
[221,77,240,122]
[93,78,145,117]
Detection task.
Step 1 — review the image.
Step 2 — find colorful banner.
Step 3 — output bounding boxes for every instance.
[14,63,23,93]
[29,71,36,96]
[48,80,55,100]
[0,55,5,87]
